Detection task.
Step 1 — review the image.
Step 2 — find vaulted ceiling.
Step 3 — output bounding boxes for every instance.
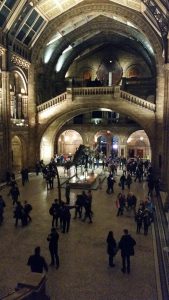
[0,0,168,65]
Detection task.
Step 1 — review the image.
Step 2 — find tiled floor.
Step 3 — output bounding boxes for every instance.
[0,168,158,300]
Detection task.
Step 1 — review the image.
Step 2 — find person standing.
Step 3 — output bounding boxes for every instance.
[116,193,125,216]
[126,173,132,190]
[119,229,136,274]
[49,199,60,227]
[9,184,20,205]
[27,247,48,273]
[120,173,126,191]
[47,227,59,269]
[106,231,117,267]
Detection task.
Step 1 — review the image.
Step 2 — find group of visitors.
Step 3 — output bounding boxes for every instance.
[116,192,137,216]
[135,197,154,235]
[14,200,32,227]
[106,229,136,274]
[0,154,160,284]
[49,199,75,233]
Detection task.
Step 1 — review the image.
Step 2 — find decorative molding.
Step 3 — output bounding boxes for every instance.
[10,54,30,69]
[0,46,6,56]
[28,0,41,6]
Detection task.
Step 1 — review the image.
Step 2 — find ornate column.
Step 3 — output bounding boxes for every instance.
[151,65,165,179]
[108,72,112,86]
[1,47,12,175]
[27,64,38,168]
[161,64,169,207]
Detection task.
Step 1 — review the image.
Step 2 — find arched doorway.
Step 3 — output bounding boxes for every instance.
[97,136,107,155]
[127,130,151,160]
[11,136,23,171]
[111,136,119,158]
[57,130,83,156]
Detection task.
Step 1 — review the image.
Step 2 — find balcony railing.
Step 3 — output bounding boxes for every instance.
[72,86,119,96]
[120,91,155,112]
[37,92,67,113]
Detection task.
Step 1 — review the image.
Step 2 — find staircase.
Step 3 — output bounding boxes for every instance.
[37,86,155,121]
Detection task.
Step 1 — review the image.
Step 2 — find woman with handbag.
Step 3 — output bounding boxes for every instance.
[106,231,117,267]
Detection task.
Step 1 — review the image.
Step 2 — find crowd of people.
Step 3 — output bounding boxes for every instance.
[0,154,161,281]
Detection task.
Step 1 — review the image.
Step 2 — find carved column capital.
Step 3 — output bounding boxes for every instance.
[11,54,30,69]
[0,46,6,56]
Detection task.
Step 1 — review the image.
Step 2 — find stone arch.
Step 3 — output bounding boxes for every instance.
[32,2,163,68]
[9,68,28,119]
[9,67,28,94]
[125,64,146,78]
[127,130,151,159]
[37,100,155,163]
[56,129,83,157]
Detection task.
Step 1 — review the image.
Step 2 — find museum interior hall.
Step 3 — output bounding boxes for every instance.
[0,0,169,299]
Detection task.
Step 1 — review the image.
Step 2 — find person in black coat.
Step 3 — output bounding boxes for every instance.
[119,229,136,274]
[27,246,48,273]
[49,199,60,227]
[47,227,59,268]
[106,231,117,267]
[60,202,75,233]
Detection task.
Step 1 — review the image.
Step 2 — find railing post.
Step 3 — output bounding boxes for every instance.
[66,88,73,101]
[114,85,120,98]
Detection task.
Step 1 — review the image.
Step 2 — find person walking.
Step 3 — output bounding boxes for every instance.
[9,184,20,205]
[106,231,117,267]
[27,246,48,273]
[24,200,32,223]
[14,201,25,227]
[126,173,132,190]
[119,229,136,274]
[47,227,60,269]
[135,209,143,234]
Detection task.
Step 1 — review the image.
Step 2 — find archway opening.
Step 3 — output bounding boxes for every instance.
[97,136,107,155]
[39,107,153,164]
[127,130,151,160]
[57,130,83,158]
[12,136,23,171]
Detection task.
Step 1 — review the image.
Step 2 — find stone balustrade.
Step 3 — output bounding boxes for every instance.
[72,86,119,96]
[120,90,156,112]
[37,92,67,113]
[37,87,156,114]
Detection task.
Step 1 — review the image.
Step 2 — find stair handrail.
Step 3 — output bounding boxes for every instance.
[37,92,67,113]
[120,90,155,112]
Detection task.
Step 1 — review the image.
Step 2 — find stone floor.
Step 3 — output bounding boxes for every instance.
[0,168,159,300]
